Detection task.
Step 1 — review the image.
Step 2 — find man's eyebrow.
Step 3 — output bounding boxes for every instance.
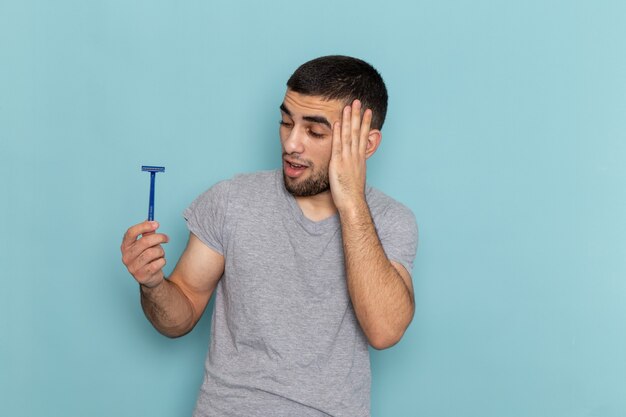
[279,103,291,116]
[279,103,331,129]
[303,115,331,129]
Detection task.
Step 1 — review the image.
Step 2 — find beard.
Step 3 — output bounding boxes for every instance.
[283,164,330,197]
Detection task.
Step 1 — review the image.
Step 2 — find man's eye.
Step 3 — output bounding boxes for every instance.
[308,130,325,139]
[279,121,293,128]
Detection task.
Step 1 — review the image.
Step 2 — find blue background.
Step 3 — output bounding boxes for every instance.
[1,1,625,416]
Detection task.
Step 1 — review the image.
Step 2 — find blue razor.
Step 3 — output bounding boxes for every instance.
[141,165,165,221]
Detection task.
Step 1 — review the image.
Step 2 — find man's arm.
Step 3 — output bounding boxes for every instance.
[121,221,224,338]
[339,202,414,349]
[329,100,415,350]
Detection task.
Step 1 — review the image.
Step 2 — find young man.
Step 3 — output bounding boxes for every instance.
[121,55,418,417]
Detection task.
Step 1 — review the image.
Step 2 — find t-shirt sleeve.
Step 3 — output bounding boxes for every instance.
[182,180,231,255]
[376,203,418,275]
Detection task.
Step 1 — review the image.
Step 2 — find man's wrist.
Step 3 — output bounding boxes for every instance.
[140,278,165,293]
[337,197,370,222]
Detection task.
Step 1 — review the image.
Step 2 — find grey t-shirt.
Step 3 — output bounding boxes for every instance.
[183,170,417,417]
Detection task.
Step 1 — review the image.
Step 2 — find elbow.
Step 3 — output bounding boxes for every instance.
[158,327,193,339]
[367,327,408,350]
[154,317,197,339]
[366,312,413,350]
[369,338,397,351]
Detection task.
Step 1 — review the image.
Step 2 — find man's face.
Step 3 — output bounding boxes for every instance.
[279,90,345,197]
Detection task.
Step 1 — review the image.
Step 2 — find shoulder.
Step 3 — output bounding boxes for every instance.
[229,170,278,191]
[184,170,280,227]
[365,186,419,271]
[192,170,281,214]
[196,170,277,198]
[366,186,416,225]
[223,170,280,203]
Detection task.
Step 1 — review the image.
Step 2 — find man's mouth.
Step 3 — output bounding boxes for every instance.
[284,159,309,178]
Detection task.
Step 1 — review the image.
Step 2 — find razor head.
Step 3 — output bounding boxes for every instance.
[141,165,165,173]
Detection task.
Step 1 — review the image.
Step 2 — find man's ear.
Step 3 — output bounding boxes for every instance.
[365,129,382,159]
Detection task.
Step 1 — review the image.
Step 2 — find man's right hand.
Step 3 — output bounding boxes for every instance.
[121,221,169,289]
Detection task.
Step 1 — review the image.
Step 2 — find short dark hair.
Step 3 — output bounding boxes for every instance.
[286,55,388,130]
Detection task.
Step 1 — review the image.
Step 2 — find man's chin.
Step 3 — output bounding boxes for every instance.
[282,170,329,197]
[282,172,303,195]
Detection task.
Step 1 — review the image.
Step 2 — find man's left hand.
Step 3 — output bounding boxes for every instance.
[329,99,373,213]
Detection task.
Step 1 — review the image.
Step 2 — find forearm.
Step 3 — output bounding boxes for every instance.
[140,279,196,338]
[339,200,414,349]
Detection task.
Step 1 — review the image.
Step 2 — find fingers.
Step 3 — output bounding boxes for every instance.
[122,231,169,266]
[129,256,167,288]
[121,221,169,286]
[332,120,342,157]
[338,100,371,154]
[341,103,352,151]
[144,257,167,278]
[329,100,371,209]
[359,109,372,156]
[121,221,159,250]
[332,99,372,160]
[350,100,362,153]
[126,246,166,277]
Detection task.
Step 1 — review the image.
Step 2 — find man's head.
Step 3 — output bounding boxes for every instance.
[281,56,387,198]
[286,55,388,130]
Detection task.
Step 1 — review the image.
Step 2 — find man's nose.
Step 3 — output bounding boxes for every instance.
[283,126,305,154]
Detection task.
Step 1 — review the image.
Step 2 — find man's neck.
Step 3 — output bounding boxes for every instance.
[294,191,337,222]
